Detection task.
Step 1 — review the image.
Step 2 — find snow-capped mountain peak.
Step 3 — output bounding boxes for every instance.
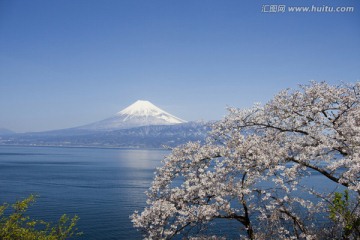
[117,100,185,124]
[118,100,158,116]
[78,100,187,130]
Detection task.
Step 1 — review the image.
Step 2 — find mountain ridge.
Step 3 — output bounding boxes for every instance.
[0,122,210,148]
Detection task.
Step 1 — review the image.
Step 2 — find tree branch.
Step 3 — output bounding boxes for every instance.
[288,157,349,188]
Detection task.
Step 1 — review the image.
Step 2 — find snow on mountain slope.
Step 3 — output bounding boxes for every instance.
[118,100,185,123]
[78,100,187,131]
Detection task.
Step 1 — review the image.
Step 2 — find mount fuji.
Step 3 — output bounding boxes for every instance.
[0,100,210,148]
[78,100,187,131]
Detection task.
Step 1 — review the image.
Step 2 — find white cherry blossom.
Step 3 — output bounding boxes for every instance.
[132,81,360,239]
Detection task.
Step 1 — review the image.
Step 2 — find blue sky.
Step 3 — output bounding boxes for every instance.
[0,0,359,132]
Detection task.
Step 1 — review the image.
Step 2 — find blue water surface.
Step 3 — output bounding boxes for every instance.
[0,146,167,239]
[0,146,343,239]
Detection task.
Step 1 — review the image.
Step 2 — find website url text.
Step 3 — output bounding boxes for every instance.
[261,5,355,13]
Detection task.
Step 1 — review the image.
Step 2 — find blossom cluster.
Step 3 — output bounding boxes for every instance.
[132,82,360,239]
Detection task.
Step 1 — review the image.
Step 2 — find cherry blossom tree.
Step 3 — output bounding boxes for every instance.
[132,82,360,239]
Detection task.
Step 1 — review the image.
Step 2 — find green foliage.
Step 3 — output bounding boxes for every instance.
[329,190,349,221]
[329,190,360,238]
[0,195,82,240]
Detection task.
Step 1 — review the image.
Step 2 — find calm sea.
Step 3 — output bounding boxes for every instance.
[0,145,167,239]
[0,146,340,239]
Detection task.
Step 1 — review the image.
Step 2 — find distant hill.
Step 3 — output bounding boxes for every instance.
[0,128,15,135]
[0,122,210,148]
